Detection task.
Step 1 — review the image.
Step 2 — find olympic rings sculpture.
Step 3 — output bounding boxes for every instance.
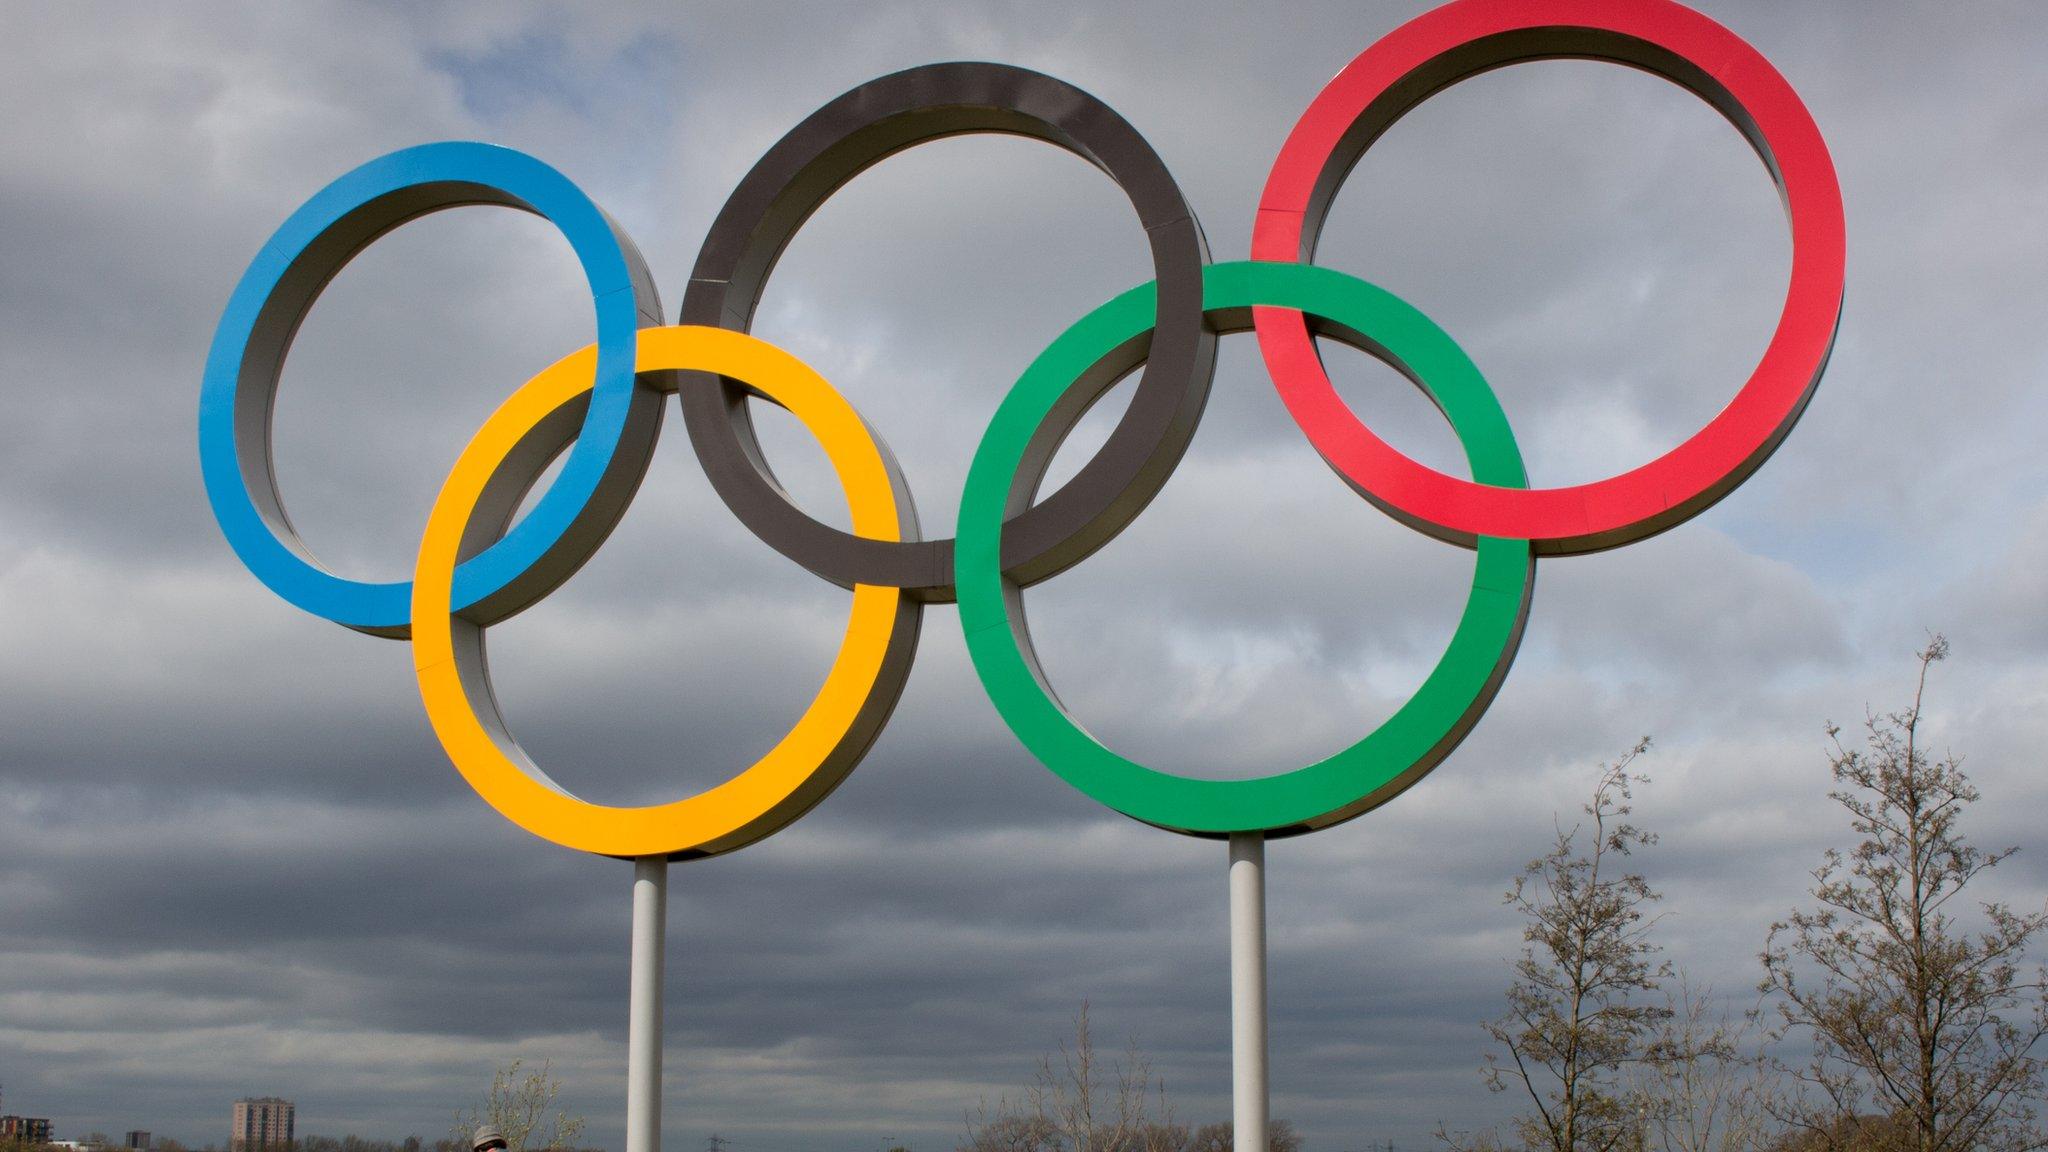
[199,0,1842,859]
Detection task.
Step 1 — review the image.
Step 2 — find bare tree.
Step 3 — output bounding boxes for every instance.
[964,1003,1176,1152]
[1631,978,1775,1152]
[1181,1121,1301,1152]
[961,1104,1061,1152]
[1761,637,2048,1152]
[1449,740,1670,1152]
[962,1005,1298,1152]
[1038,1002,1159,1152]
[450,1058,587,1152]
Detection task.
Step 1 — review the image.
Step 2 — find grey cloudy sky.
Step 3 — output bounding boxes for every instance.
[3,2,2047,1151]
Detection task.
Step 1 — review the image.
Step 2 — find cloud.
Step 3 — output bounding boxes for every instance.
[3,4,2046,1152]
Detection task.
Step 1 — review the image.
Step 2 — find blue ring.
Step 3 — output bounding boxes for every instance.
[198,142,648,634]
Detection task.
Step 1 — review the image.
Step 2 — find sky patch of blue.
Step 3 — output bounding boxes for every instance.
[429,26,682,128]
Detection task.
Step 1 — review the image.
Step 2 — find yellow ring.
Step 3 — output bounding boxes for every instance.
[411,325,913,859]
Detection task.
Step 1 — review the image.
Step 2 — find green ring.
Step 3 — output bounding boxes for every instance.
[956,260,1535,837]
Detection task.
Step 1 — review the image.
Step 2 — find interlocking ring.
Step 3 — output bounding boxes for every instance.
[679,63,1216,602]
[411,327,919,859]
[198,142,666,636]
[1251,0,1845,553]
[958,261,1532,836]
[199,0,1839,858]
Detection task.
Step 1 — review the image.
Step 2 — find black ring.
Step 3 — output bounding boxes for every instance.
[678,62,1215,602]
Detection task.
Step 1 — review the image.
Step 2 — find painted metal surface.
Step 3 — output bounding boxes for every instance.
[409,326,919,859]
[679,62,1216,602]
[199,6,1838,1146]
[957,260,1532,836]
[627,858,667,1152]
[1230,834,1268,1152]
[1251,0,1844,554]
[198,142,664,636]
[200,0,1834,856]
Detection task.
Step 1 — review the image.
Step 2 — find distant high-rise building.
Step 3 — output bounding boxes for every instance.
[0,1116,53,1143]
[0,1086,51,1146]
[230,1098,295,1152]
[126,1132,153,1149]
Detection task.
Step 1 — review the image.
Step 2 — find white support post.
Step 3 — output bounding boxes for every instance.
[1230,832,1269,1152]
[626,856,667,1152]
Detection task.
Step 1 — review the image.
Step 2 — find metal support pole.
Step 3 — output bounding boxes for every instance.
[627,856,667,1152]
[1230,832,1268,1152]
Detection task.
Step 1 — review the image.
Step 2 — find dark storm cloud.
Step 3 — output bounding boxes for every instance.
[3,3,2047,1152]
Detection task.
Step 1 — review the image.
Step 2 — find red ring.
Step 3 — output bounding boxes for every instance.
[1251,0,1844,553]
